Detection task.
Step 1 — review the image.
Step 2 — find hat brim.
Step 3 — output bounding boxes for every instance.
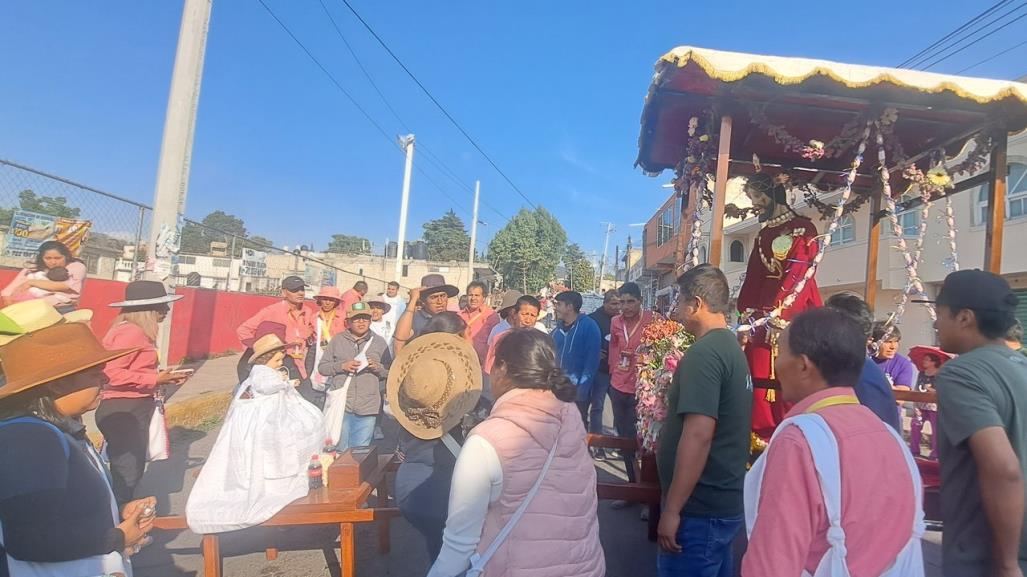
[109,294,184,308]
[314,295,342,302]
[248,343,288,363]
[368,302,392,314]
[347,312,373,320]
[0,345,139,400]
[0,309,95,347]
[386,333,482,440]
[908,345,953,368]
[910,299,935,304]
[422,285,459,299]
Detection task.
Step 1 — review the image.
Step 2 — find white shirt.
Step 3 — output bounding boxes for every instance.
[381,294,406,327]
[487,319,548,347]
[371,319,393,345]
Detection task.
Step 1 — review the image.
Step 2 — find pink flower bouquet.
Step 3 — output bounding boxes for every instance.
[635,319,694,453]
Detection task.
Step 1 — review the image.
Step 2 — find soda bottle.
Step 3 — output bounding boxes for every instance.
[307,454,323,490]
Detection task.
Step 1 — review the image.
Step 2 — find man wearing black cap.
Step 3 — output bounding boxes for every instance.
[392,274,459,353]
[919,270,1027,576]
[237,275,316,400]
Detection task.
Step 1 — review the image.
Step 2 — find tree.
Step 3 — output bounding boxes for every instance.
[244,235,275,250]
[422,210,470,261]
[180,210,248,255]
[0,189,82,225]
[327,234,372,254]
[487,207,567,293]
[564,243,595,292]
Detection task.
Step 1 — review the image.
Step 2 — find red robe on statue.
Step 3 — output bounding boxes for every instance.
[737,213,822,440]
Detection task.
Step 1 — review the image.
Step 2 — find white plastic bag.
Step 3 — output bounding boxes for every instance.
[186,365,324,534]
[147,393,169,462]
[322,340,372,446]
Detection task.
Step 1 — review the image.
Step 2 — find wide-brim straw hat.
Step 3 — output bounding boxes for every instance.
[908,345,954,369]
[387,333,482,440]
[0,323,137,400]
[249,333,288,363]
[109,280,184,308]
[0,300,93,346]
[367,297,392,314]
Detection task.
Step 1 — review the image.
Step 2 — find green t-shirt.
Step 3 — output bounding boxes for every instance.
[657,328,752,517]
[936,345,1027,574]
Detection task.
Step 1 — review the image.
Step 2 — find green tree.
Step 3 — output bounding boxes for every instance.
[180,210,248,255]
[327,234,372,254]
[0,189,82,225]
[244,235,275,250]
[423,210,470,261]
[487,207,567,293]
[564,243,595,292]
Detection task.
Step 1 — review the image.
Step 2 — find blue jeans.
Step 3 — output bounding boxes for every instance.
[657,514,743,577]
[335,413,376,452]
[576,373,609,435]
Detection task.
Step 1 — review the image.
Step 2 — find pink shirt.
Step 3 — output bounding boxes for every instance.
[458,306,500,366]
[608,311,654,394]
[742,387,915,577]
[237,300,314,379]
[339,289,363,317]
[102,321,158,399]
[1,261,86,307]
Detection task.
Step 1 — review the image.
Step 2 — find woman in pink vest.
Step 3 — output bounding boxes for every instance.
[428,328,605,577]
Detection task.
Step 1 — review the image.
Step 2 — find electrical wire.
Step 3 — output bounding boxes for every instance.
[956,38,1027,74]
[918,7,1027,70]
[898,0,1013,67]
[337,0,540,210]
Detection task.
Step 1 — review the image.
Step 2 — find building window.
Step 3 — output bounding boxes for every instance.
[402,264,409,277]
[657,207,674,246]
[729,240,745,263]
[975,162,1027,224]
[897,209,920,237]
[179,255,196,265]
[700,246,708,264]
[212,258,231,269]
[85,255,99,275]
[836,215,855,245]
[674,196,683,232]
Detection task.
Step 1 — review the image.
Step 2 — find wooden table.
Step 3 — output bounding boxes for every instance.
[154,455,400,577]
[587,434,662,541]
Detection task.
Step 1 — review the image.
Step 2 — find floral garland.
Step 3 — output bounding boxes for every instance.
[742,122,873,332]
[800,182,874,220]
[635,318,695,453]
[673,116,718,201]
[746,102,869,160]
[680,194,709,272]
[878,121,937,332]
[943,196,960,271]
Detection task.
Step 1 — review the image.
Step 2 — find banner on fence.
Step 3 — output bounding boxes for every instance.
[241,248,268,277]
[5,210,92,259]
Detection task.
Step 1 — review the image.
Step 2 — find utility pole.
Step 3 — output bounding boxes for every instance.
[468,180,480,286]
[614,245,620,282]
[394,134,415,282]
[148,0,212,362]
[598,222,614,293]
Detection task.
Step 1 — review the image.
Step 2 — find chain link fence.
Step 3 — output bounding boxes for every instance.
[0,159,435,295]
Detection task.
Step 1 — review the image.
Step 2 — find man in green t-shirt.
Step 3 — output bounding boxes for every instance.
[916,270,1027,576]
[656,264,752,577]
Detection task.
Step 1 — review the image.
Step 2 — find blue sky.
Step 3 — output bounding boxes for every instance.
[2,1,1024,267]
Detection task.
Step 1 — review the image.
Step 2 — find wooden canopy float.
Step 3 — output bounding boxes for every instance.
[635,46,1027,305]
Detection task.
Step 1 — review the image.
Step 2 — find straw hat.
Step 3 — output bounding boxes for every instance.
[0,300,94,346]
[367,297,392,314]
[0,323,137,400]
[109,280,183,308]
[249,333,288,363]
[386,333,482,440]
[497,289,523,315]
[314,286,343,302]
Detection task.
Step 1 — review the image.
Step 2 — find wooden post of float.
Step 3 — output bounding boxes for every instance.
[709,115,733,267]
[985,132,1007,273]
[863,190,882,311]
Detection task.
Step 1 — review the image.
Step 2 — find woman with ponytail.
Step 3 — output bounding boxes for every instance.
[428,328,604,577]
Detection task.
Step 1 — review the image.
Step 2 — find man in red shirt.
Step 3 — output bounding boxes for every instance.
[457,280,500,366]
[609,282,655,483]
[339,281,368,316]
[237,276,314,383]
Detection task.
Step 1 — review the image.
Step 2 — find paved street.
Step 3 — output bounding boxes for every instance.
[129,355,943,576]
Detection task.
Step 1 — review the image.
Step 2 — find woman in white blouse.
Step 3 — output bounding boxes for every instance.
[429,329,604,577]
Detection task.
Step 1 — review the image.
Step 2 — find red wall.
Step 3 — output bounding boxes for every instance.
[0,268,281,363]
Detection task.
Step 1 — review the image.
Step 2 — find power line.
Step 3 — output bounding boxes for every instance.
[315,0,510,224]
[956,37,1027,74]
[918,5,1027,70]
[337,0,540,210]
[898,0,1013,67]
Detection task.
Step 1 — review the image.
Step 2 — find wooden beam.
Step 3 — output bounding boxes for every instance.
[709,115,733,267]
[986,133,1008,273]
[864,191,883,311]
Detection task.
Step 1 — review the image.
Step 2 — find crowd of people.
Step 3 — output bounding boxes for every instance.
[1,236,1027,577]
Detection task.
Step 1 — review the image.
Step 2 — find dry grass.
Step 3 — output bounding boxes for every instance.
[165,392,233,432]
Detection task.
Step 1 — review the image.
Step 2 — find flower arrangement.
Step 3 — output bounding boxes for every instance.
[635,318,695,453]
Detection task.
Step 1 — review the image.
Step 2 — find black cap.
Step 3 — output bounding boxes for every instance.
[281,276,306,292]
[913,269,1018,313]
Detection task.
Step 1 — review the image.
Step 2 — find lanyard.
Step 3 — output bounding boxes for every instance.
[621,314,644,345]
[804,395,859,414]
[320,311,336,339]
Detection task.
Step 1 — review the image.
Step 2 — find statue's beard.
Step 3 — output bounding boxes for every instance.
[756,199,776,222]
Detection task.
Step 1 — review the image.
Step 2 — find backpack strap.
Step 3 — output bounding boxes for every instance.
[0,416,70,459]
